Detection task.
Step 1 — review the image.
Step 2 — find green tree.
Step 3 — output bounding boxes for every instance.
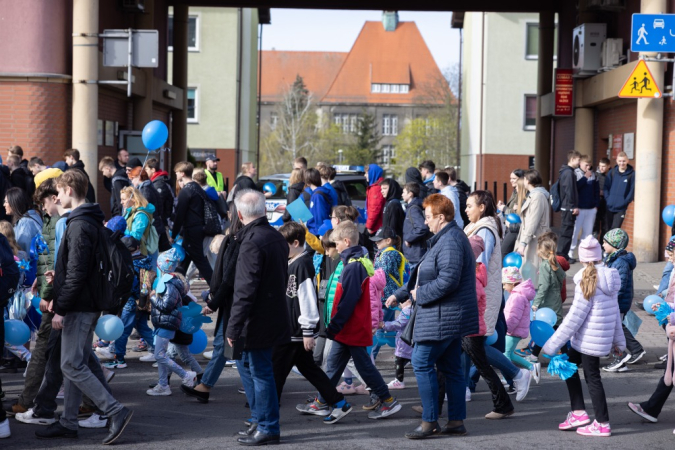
[343,110,381,165]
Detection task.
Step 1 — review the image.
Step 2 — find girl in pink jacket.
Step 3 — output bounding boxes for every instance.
[502,267,540,383]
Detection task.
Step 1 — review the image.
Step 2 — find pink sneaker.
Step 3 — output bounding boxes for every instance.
[559,411,591,430]
[576,420,611,437]
[353,384,369,395]
[336,382,356,395]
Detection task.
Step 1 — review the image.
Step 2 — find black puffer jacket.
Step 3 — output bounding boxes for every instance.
[150,277,186,332]
[10,166,35,197]
[226,217,291,350]
[151,172,175,228]
[381,178,405,238]
[207,233,241,335]
[53,203,106,316]
[171,181,205,239]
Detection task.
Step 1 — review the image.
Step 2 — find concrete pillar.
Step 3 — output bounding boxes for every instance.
[534,11,555,186]
[72,0,99,196]
[574,107,594,157]
[133,0,154,131]
[634,0,666,262]
[171,5,189,166]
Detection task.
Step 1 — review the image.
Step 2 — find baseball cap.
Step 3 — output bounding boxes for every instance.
[205,154,220,162]
[370,226,397,242]
[127,157,143,169]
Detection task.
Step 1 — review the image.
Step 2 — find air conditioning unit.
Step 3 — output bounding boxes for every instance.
[121,0,145,13]
[601,38,623,69]
[573,23,607,78]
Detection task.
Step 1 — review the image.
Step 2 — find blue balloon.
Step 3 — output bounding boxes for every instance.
[663,205,675,227]
[506,213,522,224]
[95,315,124,341]
[503,252,523,269]
[530,320,555,347]
[142,120,169,150]
[485,331,498,346]
[189,329,208,354]
[28,293,42,315]
[4,319,30,346]
[263,182,277,195]
[534,307,557,327]
[530,301,535,321]
[178,302,203,318]
[644,295,662,315]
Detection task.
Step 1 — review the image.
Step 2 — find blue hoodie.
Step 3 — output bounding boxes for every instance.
[204,185,219,201]
[605,249,636,314]
[367,164,384,186]
[323,182,339,206]
[603,164,635,212]
[307,185,333,235]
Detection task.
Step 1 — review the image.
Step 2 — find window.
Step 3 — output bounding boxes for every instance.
[391,115,398,135]
[371,84,381,93]
[187,87,198,123]
[524,95,537,130]
[382,114,398,136]
[381,145,396,165]
[168,15,199,52]
[334,113,358,134]
[525,22,558,60]
[270,112,278,130]
[349,115,358,133]
[391,84,400,93]
[371,83,410,94]
[400,84,409,93]
[382,84,391,93]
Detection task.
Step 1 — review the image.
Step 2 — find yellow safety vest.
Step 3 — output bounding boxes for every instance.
[205,170,225,192]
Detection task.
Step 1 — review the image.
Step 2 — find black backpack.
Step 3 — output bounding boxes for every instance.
[92,227,135,313]
[192,185,222,236]
[550,179,562,213]
[0,234,20,308]
[457,189,469,226]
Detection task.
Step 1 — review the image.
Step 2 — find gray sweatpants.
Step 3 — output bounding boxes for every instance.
[60,312,124,430]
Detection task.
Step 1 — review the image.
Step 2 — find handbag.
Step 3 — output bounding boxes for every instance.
[400,301,417,347]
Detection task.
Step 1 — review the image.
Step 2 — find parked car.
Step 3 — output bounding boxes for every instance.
[258,166,368,229]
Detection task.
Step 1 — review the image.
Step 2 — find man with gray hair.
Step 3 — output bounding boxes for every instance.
[226,189,291,446]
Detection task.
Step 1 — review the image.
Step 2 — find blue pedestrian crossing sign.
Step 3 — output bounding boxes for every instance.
[632,14,675,52]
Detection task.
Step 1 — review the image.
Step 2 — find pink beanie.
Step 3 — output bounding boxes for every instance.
[579,236,603,262]
[469,235,485,259]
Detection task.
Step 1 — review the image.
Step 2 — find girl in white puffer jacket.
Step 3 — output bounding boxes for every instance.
[542,236,625,438]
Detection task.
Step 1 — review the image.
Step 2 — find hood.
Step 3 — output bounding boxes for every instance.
[512,279,536,300]
[456,179,470,194]
[409,197,424,208]
[557,255,570,271]
[613,164,634,178]
[66,203,105,226]
[132,203,156,215]
[23,209,43,226]
[331,179,347,193]
[609,249,637,270]
[204,186,219,201]
[476,262,488,288]
[113,167,128,178]
[559,164,574,175]
[71,160,86,171]
[405,167,424,185]
[573,264,622,297]
[339,245,368,264]
[531,186,550,200]
[424,174,436,185]
[0,165,9,177]
[151,170,170,181]
[367,164,384,186]
[315,184,332,197]
[384,178,402,202]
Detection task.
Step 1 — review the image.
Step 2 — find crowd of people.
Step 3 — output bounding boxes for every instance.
[0,147,673,445]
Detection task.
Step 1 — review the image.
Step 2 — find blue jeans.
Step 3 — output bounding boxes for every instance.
[372,307,397,360]
[236,348,279,436]
[201,318,227,388]
[114,299,154,359]
[318,340,390,403]
[154,335,187,387]
[658,261,673,295]
[412,337,465,423]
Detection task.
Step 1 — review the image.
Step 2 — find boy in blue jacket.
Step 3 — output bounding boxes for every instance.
[602,228,645,373]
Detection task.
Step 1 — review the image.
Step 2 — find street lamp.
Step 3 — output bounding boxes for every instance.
[338,149,343,163]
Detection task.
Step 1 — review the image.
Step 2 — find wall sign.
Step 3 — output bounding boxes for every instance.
[554,69,574,117]
[623,132,635,159]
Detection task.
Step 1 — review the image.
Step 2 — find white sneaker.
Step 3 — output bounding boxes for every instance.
[530,362,541,384]
[146,384,172,396]
[140,353,157,362]
[513,368,532,402]
[15,408,56,425]
[654,285,660,291]
[152,362,158,368]
[95,347,115,360]
[0,419,10,439]
[225,360,237,367]
[465,387,472,402]
[387,379,406,390]
[203,351,213,360]
[56,385,65,399]
[78,413,108,428]
[182,370,197,388]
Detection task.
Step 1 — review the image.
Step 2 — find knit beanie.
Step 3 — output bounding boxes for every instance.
[579,236,603,262]
[469,235,485,259]
[603,228,629,250]
[502,266,523,284]
[666,236,675,253]
[106,216,127,234]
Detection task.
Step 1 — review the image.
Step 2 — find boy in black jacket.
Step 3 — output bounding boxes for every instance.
[276,223,351,424]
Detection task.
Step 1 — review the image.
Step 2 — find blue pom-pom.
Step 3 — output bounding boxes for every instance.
[546,354,578,381]
[655,302,673,327]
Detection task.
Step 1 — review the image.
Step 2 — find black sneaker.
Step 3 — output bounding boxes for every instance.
[626,350,646,365]
[362,393,381,411]
[603,353,631,372]
[506,385,517,395]
[323,402,353,424]
[654,361,667,370]
[35,422,78,439]
[102,407,133,445]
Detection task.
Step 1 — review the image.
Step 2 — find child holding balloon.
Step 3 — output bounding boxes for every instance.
[542,236,625,437]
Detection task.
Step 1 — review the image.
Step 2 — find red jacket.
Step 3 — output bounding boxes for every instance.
[467,262,487,337]
[366,178,385,232]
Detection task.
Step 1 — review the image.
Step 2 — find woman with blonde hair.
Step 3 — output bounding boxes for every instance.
[120,186,157,258]
[282,168,306,223]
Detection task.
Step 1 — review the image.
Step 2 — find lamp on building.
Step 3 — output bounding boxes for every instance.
[338,149,343,163]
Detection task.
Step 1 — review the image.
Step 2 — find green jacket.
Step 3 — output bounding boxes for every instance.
[37,212,60,300]
[324,261,344,328]
[532,259,565,326]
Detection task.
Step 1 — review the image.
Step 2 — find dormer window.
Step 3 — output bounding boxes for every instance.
[371,83,409,94]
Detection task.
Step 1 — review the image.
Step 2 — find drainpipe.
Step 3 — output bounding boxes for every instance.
[256,21,263,174]
[535,11,554,187]
[477,12,485,187]
[172,5,189,166]
[456,27,462,171]
[235,8,243,171]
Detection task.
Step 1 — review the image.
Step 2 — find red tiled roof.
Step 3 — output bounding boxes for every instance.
[260,51,347,103]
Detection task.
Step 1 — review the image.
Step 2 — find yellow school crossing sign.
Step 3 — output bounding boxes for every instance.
[618,60,662,99]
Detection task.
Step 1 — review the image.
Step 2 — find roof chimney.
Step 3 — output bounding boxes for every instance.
[382,11,398,32]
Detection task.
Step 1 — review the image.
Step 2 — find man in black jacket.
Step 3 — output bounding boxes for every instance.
[64,148,96,203]
[172,161,213,284]
[556,150,581,261]
[98,156,130,218]
[145,158,175,229]
[6,154,35,197]
[226,189,290,446]
[35,170,132,444]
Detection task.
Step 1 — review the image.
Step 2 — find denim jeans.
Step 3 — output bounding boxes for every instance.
[60,312,123,430]
[372,307,396,360]
[154,335,188,387]
[200,318,227,388]
[114,299,154,359]
[412,337,465,423]
[657,262,673,295]
[236,348,280,436]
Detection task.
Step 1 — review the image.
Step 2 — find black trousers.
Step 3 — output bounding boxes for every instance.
[177,229,213,284]
[395,356,410,382]
[594,198,608,238]
[0,318,5,422]
[272,341,344,406]
[606,209,626,230]
[621,313,644,356]
[557,210,577,258]
[462,336,513,414]
[565,347,609,423]
[640,372,675,418]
